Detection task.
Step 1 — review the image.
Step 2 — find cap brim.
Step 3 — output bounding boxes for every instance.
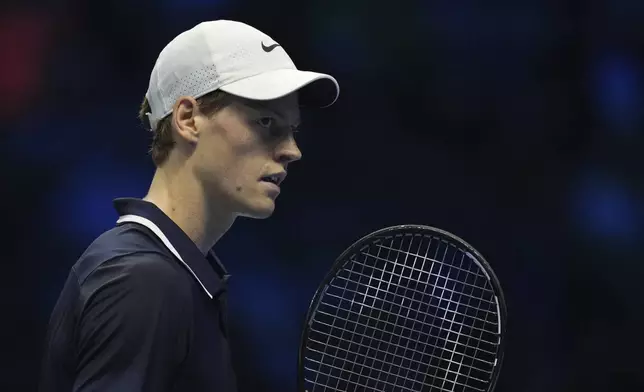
[219,69,339,108]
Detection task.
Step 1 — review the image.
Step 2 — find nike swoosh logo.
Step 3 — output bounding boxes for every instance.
[262,42,280,52]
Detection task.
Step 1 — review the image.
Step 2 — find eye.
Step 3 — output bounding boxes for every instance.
[256,116,274,129]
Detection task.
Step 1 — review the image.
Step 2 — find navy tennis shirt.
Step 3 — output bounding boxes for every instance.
[39,198,238,392]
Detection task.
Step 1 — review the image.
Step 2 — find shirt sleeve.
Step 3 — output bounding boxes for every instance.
[73,253,193,392]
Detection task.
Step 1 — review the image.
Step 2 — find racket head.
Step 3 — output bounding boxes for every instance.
[298,224,507,392]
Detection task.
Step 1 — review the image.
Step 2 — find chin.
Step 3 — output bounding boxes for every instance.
[239,198,276,219]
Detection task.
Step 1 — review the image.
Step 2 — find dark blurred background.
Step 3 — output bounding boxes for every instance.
[2,0,644,390]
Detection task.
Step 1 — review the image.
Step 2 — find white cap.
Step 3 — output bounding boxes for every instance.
[145,20,340,131]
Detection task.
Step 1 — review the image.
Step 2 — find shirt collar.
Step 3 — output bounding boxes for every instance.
[113,197,230,299]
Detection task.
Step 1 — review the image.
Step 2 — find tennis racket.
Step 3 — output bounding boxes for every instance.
[298,225,506,392]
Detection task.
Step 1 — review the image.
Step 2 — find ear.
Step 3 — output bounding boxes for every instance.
[172,96,200,144]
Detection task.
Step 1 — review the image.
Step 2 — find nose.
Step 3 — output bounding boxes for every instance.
[275,136,302,164]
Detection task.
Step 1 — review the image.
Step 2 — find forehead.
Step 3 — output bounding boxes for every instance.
[237,93,301,125]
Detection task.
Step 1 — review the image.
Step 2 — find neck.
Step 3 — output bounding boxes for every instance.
[143,164,236,254]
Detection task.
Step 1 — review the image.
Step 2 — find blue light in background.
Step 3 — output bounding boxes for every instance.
[592,54,643,135]
[311,14,368,73]
[571,171,641,244]
[423,0,479,44]
[229,264,301,385]
[48,153,150,244]
[7,116,86,165]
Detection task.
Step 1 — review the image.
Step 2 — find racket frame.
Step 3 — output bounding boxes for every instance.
[297,224,508,392]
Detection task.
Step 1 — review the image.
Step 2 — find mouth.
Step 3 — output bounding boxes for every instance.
[259,172,286,187]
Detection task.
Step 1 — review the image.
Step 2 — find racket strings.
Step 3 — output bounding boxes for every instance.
[371,245,498,307]
[307,317,492,376]
[312,294,498,360]
[417,243,492,392]
[304,233,501,392]
[310,232,426,392]
[332,259,498,325]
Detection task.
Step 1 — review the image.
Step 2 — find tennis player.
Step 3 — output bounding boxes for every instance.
[38,20,339,392]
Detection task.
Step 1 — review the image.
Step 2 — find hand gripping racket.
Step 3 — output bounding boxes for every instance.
[298,225,507,392]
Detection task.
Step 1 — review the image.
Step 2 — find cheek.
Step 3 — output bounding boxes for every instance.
[194,119,268,193]
[231,157,264,190]
[191,138,234,191]
[194,142,258,191]
[195,139,228,173]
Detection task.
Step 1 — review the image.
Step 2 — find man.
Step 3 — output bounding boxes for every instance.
[39,20,339,391]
